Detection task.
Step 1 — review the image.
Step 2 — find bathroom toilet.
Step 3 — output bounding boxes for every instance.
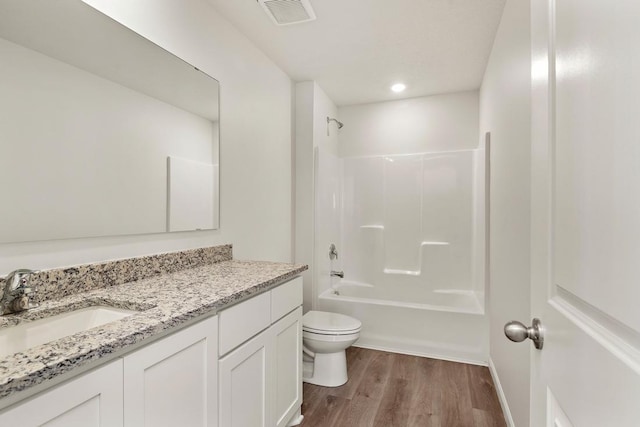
[302,311,361,387]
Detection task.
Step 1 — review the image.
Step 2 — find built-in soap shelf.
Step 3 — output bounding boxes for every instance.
[383,268,421,276]
[359,223,451,276]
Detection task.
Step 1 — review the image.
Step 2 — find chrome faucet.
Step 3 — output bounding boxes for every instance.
[1,269,39,315]
[330,270,344,279]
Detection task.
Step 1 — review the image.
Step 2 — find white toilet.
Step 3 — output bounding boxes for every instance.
[302,311,361,387]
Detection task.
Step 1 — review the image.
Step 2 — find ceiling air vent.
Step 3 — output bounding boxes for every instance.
[258,0,316,26]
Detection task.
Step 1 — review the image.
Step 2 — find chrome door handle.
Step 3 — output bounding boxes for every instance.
[504,318,544,350]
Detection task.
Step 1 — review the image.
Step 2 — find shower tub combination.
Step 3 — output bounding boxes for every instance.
[314,145,488,364]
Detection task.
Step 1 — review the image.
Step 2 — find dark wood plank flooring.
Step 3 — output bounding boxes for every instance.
[301,348,506,427]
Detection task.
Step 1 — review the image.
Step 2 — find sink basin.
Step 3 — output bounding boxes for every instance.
[0,306,138,358]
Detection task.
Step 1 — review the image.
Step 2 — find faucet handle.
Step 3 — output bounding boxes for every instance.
[329,243,338,260]
[4,269,39,293]
[1,269,40,315]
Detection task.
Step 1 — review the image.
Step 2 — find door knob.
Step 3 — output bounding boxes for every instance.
[504,318,544,350]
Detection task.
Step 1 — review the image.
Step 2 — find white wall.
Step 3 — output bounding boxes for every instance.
[294,81,338,311]
[313,148,342,299]
[311,84,340,309]
[313,85,340,157]
[479,1,531,426]
[0,0,293,274]
[338,91,479,157]
[295,82,315,311]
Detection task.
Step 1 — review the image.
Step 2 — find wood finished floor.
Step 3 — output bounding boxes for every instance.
[300,348,506,427]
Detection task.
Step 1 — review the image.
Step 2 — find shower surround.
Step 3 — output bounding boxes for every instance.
[314,145,489,364]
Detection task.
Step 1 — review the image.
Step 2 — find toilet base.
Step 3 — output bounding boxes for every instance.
[302,350,348,387]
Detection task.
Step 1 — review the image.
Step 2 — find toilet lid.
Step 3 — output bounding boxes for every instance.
[303,311,361,334]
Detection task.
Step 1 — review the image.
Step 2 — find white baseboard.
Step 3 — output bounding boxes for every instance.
[287,414,304,426]
[287,408,304,426]
[488,358,515,427]
[353,343,487,367]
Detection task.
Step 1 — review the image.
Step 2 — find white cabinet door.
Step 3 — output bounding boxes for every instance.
[123,315,218,427]
[219,327,271,427]
[0,359,123,427]
[272,307,303,427]
[529,0,640,425]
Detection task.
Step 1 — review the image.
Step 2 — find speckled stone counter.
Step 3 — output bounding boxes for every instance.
[0,254,307,400]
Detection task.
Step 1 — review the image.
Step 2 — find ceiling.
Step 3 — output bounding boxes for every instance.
[207,0,506,106]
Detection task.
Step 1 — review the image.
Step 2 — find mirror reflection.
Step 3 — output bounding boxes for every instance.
[0,0,220,243]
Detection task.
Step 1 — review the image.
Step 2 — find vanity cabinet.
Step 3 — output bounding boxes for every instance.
[0,276,302,427]
[0,316,217,427]
[218,277,303,427]
[0,359,123,426]
[123,315,218,427]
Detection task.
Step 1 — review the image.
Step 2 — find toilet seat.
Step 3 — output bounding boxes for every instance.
[303,311,362,335]
[303,326,361,336]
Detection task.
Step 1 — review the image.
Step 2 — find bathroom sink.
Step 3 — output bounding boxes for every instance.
[0,306,138,358]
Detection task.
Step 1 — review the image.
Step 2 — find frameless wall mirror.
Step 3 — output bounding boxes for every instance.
[0,0,220,243]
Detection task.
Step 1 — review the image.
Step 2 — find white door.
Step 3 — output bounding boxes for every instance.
[529,0,640,425]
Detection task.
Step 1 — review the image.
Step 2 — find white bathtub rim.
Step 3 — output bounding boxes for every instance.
[319,288,485,316]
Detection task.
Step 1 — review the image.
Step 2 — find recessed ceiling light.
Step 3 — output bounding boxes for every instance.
[391,83,406,93]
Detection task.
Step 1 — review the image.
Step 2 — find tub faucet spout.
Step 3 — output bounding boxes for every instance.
[330,270,344,278]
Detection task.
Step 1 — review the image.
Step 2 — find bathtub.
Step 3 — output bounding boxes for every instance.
[313,146,489,364]
[321,280,483,314]
[318,281,489,364]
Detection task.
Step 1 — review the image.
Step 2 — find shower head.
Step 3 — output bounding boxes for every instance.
[327,117,344,129]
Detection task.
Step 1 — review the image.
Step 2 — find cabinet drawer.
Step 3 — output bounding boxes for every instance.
[219,291,271,356]
[271,277,303,323]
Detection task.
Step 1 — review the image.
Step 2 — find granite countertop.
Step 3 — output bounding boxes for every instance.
[0,259,307,400]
